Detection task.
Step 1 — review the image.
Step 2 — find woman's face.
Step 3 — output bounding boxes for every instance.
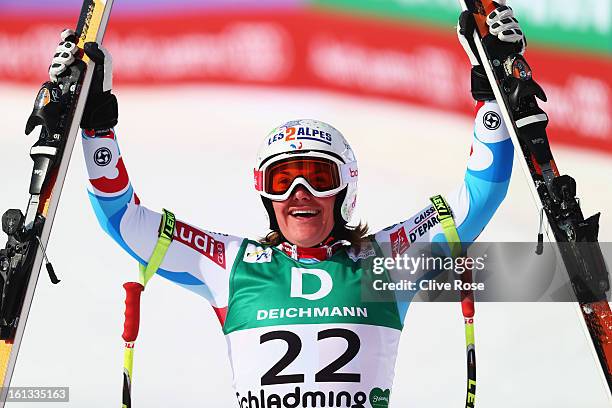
[272,185,336,247]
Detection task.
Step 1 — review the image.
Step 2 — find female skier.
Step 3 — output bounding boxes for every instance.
[49,4,524,407]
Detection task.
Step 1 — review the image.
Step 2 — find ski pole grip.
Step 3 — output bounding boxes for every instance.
[461,296,475,318]
[460,269,475,318]
[122,282,144,342]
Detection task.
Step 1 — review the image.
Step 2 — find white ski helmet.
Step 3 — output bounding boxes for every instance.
[254,119,358,230]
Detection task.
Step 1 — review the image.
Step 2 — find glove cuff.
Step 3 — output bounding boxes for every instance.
[81,91,118,130]
[471,66,495,101]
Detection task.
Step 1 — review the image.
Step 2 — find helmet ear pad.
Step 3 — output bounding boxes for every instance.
[332,188,348,230]
[261,188,348,234]
[261,196,279,231]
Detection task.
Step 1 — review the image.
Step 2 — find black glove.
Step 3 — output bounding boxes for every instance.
[80,42,118,131]
[457,2,527,101]
[48,31,118,130]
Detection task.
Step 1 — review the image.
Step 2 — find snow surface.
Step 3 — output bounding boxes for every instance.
[0,83,611,407]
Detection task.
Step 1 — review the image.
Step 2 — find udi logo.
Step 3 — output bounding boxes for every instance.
[175,222,226,269]
[390,227,410,257]
[290,268,333,301]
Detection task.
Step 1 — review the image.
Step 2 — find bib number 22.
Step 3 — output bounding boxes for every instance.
[260,328,361,386]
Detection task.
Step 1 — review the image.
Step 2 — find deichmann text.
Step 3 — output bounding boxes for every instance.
[257,306,368,321]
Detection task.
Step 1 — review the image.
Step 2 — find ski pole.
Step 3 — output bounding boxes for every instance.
[429,195,474,406]
[119,209,175,407]
[460,268,476,408]
[122,282,144,408]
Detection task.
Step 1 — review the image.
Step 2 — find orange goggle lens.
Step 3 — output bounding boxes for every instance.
[265,158,341,195]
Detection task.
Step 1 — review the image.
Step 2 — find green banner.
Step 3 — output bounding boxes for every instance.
[311,0,611,55]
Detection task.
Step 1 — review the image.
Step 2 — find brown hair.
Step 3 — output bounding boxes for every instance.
[259,222,370,248]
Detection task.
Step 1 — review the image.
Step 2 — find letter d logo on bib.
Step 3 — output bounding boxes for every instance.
[290,268,332,301]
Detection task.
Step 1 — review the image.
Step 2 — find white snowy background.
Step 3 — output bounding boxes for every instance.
[0,83,611,407]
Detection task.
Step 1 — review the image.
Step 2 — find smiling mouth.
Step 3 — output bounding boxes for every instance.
[289,209,320,219]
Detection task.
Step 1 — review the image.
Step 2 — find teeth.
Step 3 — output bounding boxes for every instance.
[290,210,319,216]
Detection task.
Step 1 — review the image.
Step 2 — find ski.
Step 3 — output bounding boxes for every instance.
[459,0,612,396]
[0,0,114,403]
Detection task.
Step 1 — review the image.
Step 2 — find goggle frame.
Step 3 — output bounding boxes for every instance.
[254,151,357,201]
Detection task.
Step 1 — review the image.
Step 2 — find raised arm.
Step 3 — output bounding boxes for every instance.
[373,99,513,252]
[374,4,526,250]
[443,99,513,242]
[84,129,243,321]
[49,33,244,322]
[370,4,526,323]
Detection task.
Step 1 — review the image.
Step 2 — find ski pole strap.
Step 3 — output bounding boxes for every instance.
[429,195,462,258]
[139,209,176,287]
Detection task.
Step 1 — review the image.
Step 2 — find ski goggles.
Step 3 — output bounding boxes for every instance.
[254,153,358,201]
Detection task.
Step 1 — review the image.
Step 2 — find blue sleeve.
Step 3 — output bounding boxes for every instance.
[81,128,245,315]
[374,100,513,325]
